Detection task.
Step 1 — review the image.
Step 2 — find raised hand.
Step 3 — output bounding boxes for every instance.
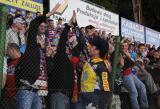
[73,10,76,18]
[69,10,77,26]
[72,10,76,23]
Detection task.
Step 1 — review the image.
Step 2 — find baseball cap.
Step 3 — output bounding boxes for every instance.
[13,17,25,24]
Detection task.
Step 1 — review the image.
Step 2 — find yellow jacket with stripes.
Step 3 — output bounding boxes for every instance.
[81,58,111,92]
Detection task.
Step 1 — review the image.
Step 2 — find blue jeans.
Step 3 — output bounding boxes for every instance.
[50,92,70,109]
[123,74,148,109]
[76,91,111,109]
[16,90,42,109]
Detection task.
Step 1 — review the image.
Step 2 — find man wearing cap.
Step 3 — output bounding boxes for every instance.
[76,38,112,109]
[5,17,26,51]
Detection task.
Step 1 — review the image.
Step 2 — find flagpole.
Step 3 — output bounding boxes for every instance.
[109,36,121,109]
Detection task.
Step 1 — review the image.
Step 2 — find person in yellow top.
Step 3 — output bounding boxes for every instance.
[76,37,112,109]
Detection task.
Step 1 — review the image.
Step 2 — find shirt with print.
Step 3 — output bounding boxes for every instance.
[5,58,20,100]
[81,58,111,92]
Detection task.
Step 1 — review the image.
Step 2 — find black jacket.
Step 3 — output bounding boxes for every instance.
[15,16,47,87]
[15,16,74,91]
[47,25,74,91]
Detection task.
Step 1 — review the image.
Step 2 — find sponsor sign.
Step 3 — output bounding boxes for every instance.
[50,0,119,35]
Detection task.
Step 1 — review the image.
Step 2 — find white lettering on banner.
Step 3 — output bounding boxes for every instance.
[10,8,15,12]
[146,27,160,47]
[121,18,143,32]
[121,17,145,43]
[50,0,119,35]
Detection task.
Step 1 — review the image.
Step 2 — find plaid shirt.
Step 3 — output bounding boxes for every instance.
[6,28,25,49]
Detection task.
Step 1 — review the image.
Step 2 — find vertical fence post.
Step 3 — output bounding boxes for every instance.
[0,5,7,102]
[109,36,121,109]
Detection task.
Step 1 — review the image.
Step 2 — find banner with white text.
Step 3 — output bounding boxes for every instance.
[50,0,119,35]
[145,27,160,47]
[121,17,145,43]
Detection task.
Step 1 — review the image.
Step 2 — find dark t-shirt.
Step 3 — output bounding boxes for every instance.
[122,56,134,76]
[5,58,19,100]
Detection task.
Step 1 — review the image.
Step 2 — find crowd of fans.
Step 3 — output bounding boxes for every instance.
[1,3,160,109]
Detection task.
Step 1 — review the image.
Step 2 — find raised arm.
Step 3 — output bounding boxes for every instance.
[56,24,71,54]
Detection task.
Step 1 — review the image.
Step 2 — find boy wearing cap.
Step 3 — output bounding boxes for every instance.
[76,38,112,109]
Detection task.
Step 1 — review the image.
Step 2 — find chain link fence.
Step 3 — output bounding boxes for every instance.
[0,4,136,109]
